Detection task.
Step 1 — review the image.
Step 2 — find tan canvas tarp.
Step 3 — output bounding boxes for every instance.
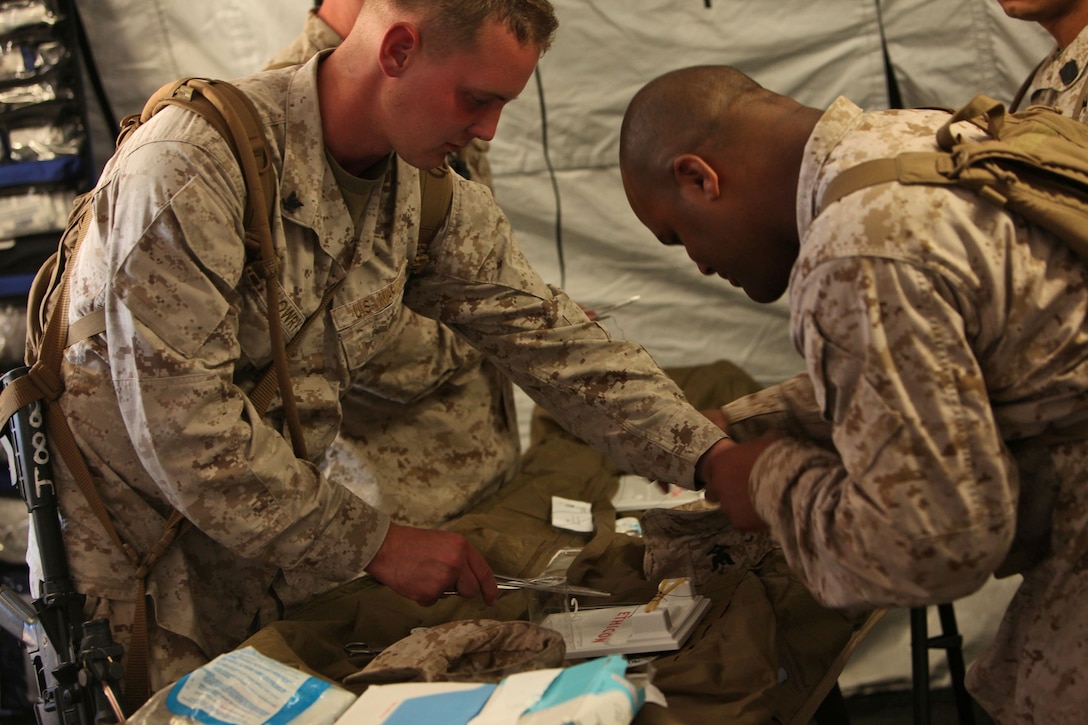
[241,360,876,724]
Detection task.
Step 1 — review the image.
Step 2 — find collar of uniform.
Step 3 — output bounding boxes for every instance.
[1042,25,1088,91]
[304,8,342,53]
[797,96,865,234]
[278,49,357,261]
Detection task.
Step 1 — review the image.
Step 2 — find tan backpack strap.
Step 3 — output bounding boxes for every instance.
[937,94,1006,149]
[170,80,278,253]
[819,158,902,210]
[247,277,343,416]
[123,509,192,713]
[1010,58,1046,113]
[411,165,455,271]
[146,78,306,459]
[66,308,106,346]
[819,153,957,211]
[189,79,306,459]
[0,374,46,433]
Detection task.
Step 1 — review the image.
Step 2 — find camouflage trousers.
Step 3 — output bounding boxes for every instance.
[966,439,1088,725]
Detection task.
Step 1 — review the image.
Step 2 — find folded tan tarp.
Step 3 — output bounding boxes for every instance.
[241,360,877,725]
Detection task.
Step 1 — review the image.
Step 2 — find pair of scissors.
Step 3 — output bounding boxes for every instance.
[443,575,611,598]
[494,574,611,598]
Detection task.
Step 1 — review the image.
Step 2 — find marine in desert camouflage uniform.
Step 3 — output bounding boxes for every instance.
[37,1,733,691]
[265,0,515,528]
[1000,0,1088,121]
[620,65,1088,724]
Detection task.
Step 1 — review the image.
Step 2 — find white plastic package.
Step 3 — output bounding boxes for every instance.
[126,647,356,725]
[516,655,644,725]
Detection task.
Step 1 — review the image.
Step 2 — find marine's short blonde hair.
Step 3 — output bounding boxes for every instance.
[387,0,559,55]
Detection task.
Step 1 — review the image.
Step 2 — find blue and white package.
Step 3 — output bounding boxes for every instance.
[517,655,644,725]
[127,647,355,725]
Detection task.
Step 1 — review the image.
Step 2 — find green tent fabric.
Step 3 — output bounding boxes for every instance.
[240,360,876,724]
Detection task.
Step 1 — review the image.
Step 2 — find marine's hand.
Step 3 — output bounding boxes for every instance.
[365,523,498,607]
[695,433,778,531]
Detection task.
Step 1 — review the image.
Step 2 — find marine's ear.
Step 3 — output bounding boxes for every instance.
[672,154,721,201]
[378,22,421,77]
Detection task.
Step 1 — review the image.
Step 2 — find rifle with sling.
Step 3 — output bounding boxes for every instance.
[1,367,126,725]
[0,75,454,721]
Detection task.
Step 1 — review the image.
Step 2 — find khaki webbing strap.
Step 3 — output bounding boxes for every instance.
[419,165,454,240]
[0,374,45,432]
[412,165,454,271]
[143,79,306,460]
[123,510,192,715]
[1009,58,1046,113]
[141,79,277,252]
[818,152,961,212]
[819,158,901,211]
[126,578,151,716]
[937,94,1007,149]
[66,308,105,347]
[247,278,343,416]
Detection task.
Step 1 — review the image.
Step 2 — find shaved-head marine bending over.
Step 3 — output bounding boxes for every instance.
[621,64,1088,724]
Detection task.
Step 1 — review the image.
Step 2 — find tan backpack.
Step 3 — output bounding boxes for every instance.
[818,93,1088,448]
[820,93,1088,264]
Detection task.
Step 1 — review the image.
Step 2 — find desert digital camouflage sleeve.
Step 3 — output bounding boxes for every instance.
[402,177,727,489]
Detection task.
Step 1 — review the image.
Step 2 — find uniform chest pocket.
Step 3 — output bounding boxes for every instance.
[330,279,404,370]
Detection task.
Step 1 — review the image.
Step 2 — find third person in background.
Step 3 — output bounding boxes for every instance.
[999,0,1088,119]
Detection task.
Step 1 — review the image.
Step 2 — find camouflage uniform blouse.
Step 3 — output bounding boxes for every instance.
[265,7,518,530]
[723,98,1088,723]
[1018,24,1088,123]
[46,54,724,663]
[265,8,341,70]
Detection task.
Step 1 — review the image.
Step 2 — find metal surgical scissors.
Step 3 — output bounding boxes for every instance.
[442,575,611,598]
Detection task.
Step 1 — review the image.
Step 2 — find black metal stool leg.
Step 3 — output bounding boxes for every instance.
[911,603,977,725]
[910,607,931,725]
[937,603,975,725]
